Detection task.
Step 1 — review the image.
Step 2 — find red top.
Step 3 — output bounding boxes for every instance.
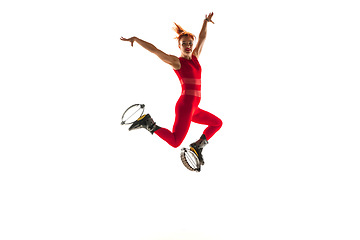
[174,55,202,97]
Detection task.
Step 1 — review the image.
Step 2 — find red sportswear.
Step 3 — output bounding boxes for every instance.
[155,55,222,148]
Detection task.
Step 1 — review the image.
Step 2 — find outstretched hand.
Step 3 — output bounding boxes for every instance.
[205,12,215,24]
[120,36,136,47]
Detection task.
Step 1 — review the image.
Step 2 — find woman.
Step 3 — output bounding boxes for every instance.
[120,12,222,165]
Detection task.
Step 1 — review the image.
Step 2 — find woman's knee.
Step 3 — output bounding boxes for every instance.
[169,141,182,148]
[216,118,223,128]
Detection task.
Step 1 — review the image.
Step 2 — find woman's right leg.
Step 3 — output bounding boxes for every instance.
[155,96,198,148]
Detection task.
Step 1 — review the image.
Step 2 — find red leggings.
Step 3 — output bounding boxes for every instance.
[155,95,222,148]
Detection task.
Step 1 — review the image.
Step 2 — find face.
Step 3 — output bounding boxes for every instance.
[178,35,194,57]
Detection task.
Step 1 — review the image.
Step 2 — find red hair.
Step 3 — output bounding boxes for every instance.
[172,23,195,43]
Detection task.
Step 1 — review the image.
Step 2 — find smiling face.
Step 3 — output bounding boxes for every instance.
[178,35,194,59]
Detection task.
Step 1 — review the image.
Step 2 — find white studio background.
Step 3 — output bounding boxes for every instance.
[1,0,359,240]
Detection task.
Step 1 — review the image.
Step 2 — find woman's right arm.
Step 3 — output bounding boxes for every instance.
[120,37,180,70]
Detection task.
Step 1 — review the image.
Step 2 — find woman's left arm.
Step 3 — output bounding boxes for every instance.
[193,12,214,58]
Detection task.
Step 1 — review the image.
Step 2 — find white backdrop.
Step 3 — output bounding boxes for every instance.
[1,0,360,240]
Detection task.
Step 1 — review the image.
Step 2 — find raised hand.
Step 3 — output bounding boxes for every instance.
[205,12,215,24]
[120,36,136,47]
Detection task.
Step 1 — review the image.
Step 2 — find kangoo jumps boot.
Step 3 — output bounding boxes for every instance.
[128,114,160,135]
[190,134,208,165]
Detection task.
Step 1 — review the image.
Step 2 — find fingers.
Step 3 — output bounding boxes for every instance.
[206,12,213,18]
[120,36,131,41]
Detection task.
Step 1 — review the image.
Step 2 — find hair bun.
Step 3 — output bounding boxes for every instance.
[172,22,195,41]
[172,23,185,35]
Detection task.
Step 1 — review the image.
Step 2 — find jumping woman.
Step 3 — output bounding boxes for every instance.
[120,12,222,165]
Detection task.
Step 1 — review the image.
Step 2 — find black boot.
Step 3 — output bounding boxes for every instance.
[190,134,208,165]
[128,114,160,135]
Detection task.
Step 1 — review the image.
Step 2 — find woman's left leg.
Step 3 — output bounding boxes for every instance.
[188,108,222,165]
[191,108,223,140]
